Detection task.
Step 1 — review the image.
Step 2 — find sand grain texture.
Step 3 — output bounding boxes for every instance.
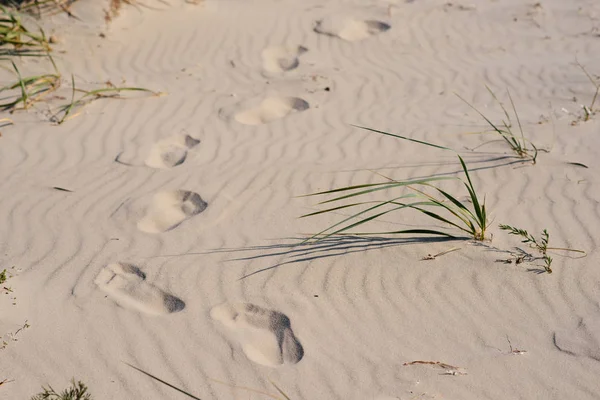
[1,0,600,399]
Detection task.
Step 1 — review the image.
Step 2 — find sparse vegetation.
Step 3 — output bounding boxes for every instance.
[575,61,599,122]
[0,59,60,111]
[30,380,92,400]
[0,5,160,126]
[0,1,79,18]
[128,362,292,400]
[302,128,489,241]
[457,87,538,163]
[0,4,52,57]
[499,224,586,274]
[52,75,160,124]
[1,320,29,350]
[126,363,202,400]
[499,224,553,273]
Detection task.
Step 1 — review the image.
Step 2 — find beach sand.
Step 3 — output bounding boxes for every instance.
[1,0,599,398]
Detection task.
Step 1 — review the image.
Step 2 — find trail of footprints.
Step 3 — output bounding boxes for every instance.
[97,11,393,368]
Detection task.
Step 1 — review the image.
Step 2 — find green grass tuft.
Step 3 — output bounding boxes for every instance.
[302,127,489,242]
[457,87,538,163]
[0,5,53,57]
[30,379,91,400]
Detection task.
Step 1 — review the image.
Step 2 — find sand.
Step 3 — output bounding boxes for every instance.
[1,0,599,399]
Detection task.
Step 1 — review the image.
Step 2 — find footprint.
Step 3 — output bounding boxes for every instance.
[94,263,185,315]
[145,134,200,169]
[210,302,304,367]
[553,317,600,362]
[314,16,391,42]
[261,45,308,73]
[137,190,208,233]
[233,96,309,125]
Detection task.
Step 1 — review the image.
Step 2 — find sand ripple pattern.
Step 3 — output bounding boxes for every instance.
[1,0,600,399]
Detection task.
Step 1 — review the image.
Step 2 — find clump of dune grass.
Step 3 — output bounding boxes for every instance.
[1,1,80,18]
[302,127,489,242]
[30,379,91,400]
[0,67,160,124]
[0,4,159,125]
[457,87,538,164]
[0,5,52,57]
[0,59,60,110]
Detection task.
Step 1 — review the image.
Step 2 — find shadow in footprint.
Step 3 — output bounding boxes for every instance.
[233,96,309,125]
[211,302,304,367]
[145,134,200,169]
[95,263,185,315]
[262,45,308,74]
[137,190,208,233]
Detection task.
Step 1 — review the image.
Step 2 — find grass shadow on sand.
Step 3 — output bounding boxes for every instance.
[151,235,461,280]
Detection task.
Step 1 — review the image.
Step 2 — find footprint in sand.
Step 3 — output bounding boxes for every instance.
[553,317,600,362]
[95,263,185,315]
[233,96,309,125]
[145,134,200,169]
[137,190,207,233]
[314,16,391,42]
[261,45,308,74]
[211,302,304,367]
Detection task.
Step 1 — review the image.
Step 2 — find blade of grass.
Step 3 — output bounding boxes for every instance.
[125,363,202,400]
[303,196,428,243]
[352,124,453,151]
[11,60,28,108]
[268,379,292,400]
[318,177,454,205]
[506,88,526,152]
[318,229,459,238]
[456,92,517,151]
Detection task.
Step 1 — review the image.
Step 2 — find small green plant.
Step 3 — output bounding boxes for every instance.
[499,224,553,273]
[30,380,91,400]
[0,268,6,285]
[302,128,488,241]
[457,87,538,164]
[499,225,585,273]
